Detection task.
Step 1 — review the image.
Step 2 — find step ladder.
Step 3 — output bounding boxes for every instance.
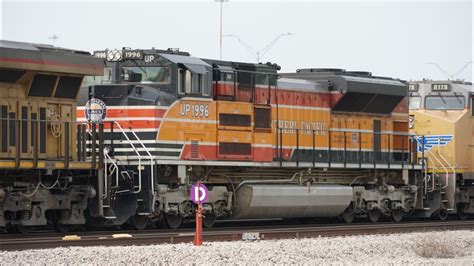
[101,121,156,219]
[415,136,455,211]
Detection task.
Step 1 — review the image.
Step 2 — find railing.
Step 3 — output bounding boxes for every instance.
[274,127,421,168]
[0,118,103,168]
[111,121,154,195]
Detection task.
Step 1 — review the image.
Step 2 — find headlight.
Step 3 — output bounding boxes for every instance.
[106,49,123,62]
[409,115,414,129]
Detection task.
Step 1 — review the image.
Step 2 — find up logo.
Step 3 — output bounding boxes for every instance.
[85,98,107,124]
[416,135,454,152]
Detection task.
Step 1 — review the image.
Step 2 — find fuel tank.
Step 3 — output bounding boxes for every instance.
[231,184,353,219]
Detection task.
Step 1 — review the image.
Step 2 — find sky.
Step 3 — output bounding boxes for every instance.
[1,0,472,82]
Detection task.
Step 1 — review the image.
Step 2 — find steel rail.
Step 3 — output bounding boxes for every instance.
[1,221,473,251]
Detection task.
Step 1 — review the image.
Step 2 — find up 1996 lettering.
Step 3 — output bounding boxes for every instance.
[180,103,209,118]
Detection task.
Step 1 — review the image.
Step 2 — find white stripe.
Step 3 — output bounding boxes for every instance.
[103,128,156,133]
[77,117,161,122]
[164,118,217,124]
[180,97,213,102]
[113,148,181,152]
[271,104,330,111]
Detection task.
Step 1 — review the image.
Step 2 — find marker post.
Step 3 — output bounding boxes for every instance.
[193,180,203,246]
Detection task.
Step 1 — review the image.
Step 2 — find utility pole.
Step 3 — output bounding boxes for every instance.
[215,0,228,60]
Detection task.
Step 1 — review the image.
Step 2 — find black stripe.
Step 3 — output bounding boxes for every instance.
[87,143,182,149]
[99,131,157,140]
[285,149,411,164]
[113,151,181,157]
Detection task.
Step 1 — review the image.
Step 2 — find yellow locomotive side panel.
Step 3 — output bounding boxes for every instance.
[411,110,469,173]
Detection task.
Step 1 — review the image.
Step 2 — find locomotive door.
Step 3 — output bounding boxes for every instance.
[373,119,382,162]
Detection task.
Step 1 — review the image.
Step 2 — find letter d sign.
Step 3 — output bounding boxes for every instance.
[190,183,209,204]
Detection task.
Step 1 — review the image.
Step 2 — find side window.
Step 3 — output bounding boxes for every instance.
[178,69,209,96]
[471,96,473,116]
[178,69,192,94]
[185,71,192,93]
[178,69,185,94]
[203,74,211,96]
[191,74,202,93]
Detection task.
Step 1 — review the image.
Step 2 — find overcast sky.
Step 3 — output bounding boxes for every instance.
[1,0,472,81]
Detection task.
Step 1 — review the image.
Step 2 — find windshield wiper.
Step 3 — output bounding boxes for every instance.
[453,92,463,104]
[437,93,447,104]
[131,60,148,79]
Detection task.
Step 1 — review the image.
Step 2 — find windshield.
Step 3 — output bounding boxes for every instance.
[121,66,170,83]
[425,96,465,110]
[409,96,421,110]
[83,67,112,86]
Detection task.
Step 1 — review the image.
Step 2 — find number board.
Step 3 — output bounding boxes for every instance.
[93,51,107,59]
[408,84,418,92]
[431,83,450,92]
[123,50,144,60]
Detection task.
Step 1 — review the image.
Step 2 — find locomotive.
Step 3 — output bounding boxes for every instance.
[408,80,474,219]
[4,40,464,233]
[0,40,104,232]
[77,47,424,229]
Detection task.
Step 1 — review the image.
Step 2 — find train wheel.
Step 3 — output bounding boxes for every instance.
[367,210,381,223]
[55,224,75,233]
[391,209,404,223]
[130,215,149,230]
[202,214,216,228]
[341,204,355,224]
[13,224,30,234]
[165,213,183,229]
[457,204,468,220]
[437,208,448,221]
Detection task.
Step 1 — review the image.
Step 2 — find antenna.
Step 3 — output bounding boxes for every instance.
[48,35,59,46]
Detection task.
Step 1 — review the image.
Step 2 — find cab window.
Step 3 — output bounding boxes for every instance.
[425,96,465,110]
[409,96,421,110]
[83,67,112,86]
[178,68,208,96]
[121,66,170,83]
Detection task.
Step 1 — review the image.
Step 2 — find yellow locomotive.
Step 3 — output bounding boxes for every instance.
[0,40,103,232]
[409,80,473,219]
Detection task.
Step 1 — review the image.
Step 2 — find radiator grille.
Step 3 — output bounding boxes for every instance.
[191,141,199,158]
[219,113,251,127]
[219,142,251,155]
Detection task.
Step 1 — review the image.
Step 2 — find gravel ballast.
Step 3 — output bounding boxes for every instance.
[1,230,473,265]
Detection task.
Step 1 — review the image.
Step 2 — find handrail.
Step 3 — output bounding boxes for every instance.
[103,147,119,199]
[113,121,143,194]
[436,138,455,189]
[128,129,155,197]
[414,137,448,191]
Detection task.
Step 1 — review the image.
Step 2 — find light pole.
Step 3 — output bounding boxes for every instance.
[224,32,294,63]
[48,35,59,46]
[215,0,229,60]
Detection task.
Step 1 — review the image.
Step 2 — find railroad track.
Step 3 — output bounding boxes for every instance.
[1,220,473,251]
